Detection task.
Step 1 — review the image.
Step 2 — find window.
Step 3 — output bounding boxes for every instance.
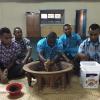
[41,14,47,19]
[55,14,61,19]
[40,9,64,24]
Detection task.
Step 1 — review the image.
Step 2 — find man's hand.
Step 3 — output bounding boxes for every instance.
[61,53,70,62]
[44,59,54,71]
[1,68,8,84]
[21,59,26,65]
[78,53,89,61]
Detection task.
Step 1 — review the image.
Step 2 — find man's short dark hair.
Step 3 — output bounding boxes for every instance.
[47,32,57,40]
[0,27,11,36]
[89,24,100,31]
[13,27,22,33]
[63,24,71,29]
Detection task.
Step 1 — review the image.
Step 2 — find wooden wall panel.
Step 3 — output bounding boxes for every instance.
[41,25,63,37]
[26,12,41,38]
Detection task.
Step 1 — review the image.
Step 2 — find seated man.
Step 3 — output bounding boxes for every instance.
[37,31,68,71]
[13,27,32,65]
[59,24,82,62]
[75,23,100,74]
[0,27,23,83]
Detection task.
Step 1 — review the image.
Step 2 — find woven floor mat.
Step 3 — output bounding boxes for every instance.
[0,76,100,100]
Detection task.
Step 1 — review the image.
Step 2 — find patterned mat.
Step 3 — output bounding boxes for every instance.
[28,76,100,100]
[0,76,100,100]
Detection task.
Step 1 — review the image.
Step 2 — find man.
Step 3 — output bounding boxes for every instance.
[37,32,68,70]
[13,27,32,65]
[78,23,100,63]
[0,27,22,83]
[59,24,82,62]
[36,32,71,88]
[74,24,100,75]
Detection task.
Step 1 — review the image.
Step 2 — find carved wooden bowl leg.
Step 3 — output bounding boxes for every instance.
[37,76,44,90]
[26,72,32,86]
[61,74,66,89]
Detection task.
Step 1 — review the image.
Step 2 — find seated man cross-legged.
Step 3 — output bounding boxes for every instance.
[13,27,32,65]
[75,23,100,75]
[0,27,23,83]
[59,24,82,63]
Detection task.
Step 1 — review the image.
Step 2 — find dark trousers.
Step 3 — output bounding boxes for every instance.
[8,63,23,79]
[0,61,24,79]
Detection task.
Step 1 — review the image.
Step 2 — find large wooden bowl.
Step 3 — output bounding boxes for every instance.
[23,61,73,90]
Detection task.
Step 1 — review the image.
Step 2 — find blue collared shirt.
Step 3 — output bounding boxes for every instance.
[78,37,100,63]
[37,38,63,59]
[59,32,82,58]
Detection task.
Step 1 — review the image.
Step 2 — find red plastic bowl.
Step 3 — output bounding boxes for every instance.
[6,83,22,96]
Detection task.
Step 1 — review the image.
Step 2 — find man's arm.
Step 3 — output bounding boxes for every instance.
[78,40,86,53]
[22,47,32,64]
[38,51,46,63]
[4,58,16,70]
[22,38,32,64]
[37,38,46,63]
[78,39,90,61]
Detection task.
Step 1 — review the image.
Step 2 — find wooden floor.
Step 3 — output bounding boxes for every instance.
[0,76,100,100]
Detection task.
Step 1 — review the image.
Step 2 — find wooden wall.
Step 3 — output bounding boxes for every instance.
[41,25,63,37]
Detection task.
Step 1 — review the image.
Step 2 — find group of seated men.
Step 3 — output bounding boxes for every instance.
[0,27,32,83]
[37,23,100,74]
[0,23,100,83]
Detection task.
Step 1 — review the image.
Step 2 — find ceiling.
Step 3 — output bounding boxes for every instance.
[0,0,100,2]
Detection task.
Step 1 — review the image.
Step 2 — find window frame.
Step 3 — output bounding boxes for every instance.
[40,9,65,24]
